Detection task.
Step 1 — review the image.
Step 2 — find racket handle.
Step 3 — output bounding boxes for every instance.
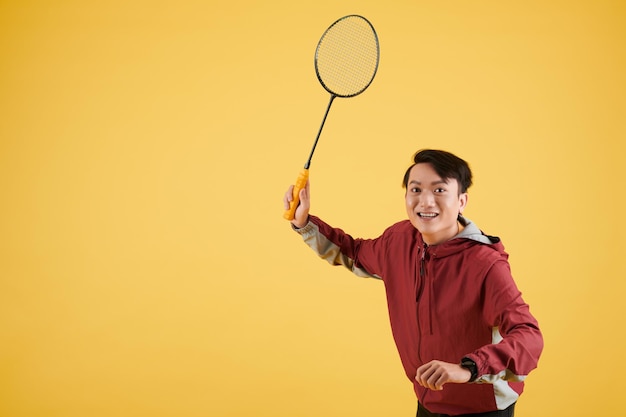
[283,168,309,221]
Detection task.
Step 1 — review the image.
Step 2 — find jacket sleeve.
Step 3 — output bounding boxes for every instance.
[293,215,384,280]
[466,260,543,383]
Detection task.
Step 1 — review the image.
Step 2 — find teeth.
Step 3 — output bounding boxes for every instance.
[419,213,438,218]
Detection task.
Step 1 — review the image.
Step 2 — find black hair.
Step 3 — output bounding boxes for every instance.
[402,149,473,194]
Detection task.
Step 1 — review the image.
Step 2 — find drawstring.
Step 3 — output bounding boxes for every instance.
[418,244,434,336]
[427,257,434,336]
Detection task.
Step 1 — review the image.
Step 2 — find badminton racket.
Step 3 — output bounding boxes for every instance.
[283,14,380,220]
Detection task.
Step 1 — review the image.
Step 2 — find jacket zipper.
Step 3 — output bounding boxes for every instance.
[417,243,427,301]
[415,243,427,363]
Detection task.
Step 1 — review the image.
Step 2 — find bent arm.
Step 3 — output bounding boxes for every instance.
[466,261,544,383]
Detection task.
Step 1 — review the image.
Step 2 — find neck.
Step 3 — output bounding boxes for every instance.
[422,222,463,246]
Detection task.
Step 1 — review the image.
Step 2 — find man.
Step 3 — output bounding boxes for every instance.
[283,149,543,417]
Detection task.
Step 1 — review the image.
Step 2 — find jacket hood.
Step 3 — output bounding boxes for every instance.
[425,216,507,259]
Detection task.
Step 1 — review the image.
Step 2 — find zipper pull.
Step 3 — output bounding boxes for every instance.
[417,244,427,302]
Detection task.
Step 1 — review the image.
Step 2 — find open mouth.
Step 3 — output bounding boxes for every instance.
[418,213,438,218]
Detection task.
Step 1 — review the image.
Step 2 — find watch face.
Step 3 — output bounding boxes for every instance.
[461,359,478,381]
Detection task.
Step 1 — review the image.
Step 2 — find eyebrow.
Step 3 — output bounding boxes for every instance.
[408,179,448,186]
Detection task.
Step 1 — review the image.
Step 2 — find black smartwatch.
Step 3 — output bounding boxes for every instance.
[460,358,478,382]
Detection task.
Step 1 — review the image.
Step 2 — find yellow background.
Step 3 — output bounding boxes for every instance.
[1,1,624,416]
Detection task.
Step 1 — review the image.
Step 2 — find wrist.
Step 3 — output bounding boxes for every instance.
[460,358,478,382]
[291,217,310,230]
[292,216,309,229]
[291,221,309,229]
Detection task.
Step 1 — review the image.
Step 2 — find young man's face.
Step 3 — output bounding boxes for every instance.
[405,163,468,245]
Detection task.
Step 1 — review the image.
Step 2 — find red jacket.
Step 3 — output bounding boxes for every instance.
[296,215,543,415]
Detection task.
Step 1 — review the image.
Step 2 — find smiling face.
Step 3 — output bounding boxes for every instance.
[405,163,468,245]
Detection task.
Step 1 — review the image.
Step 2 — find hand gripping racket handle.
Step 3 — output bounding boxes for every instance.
[283,168,309,221]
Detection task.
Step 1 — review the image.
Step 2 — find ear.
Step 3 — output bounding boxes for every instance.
[458,193,468,214]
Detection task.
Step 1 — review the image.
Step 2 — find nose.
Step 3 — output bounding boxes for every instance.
[418,191,435,208]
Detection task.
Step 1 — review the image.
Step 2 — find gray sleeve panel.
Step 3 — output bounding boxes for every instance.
[295,221,381,280]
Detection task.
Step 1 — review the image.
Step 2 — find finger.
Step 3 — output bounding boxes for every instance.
[426,369,442,390]
[295,194,309,223]
[299,186,308,203]
[297,181,310,213]
[283,185,295,209]
[431,370,446,390]
[416,363,436,388]
[300,180,310,201]
[418,362,447,391]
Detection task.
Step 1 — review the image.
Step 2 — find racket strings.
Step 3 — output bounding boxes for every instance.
[316,16,379,97]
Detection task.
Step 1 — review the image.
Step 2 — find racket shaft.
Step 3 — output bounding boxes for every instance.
[284,168,309,220]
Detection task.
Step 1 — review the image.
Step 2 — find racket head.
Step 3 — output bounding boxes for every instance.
[314,15,380,98]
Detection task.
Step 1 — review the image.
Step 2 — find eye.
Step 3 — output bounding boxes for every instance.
[410,187,421,193]
[434,187,446,193]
